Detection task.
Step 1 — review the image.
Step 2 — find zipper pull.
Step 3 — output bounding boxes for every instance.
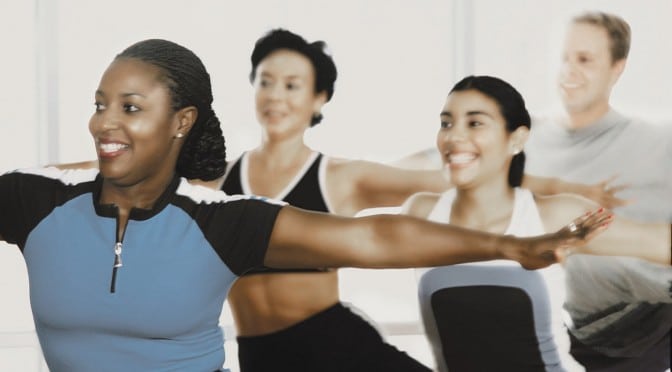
[113,242,123,268]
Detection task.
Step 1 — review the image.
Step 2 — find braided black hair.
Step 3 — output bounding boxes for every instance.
[250,29,337,126]
[116,39,227,180]
[450,76,531,187]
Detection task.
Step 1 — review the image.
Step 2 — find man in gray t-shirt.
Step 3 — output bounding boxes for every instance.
[525,11,672,372]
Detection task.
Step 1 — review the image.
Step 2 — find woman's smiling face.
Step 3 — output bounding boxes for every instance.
[437,89,519,189]
[89,58,183,187]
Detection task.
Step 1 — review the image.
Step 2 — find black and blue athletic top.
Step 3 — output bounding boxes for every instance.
[0,167,283,372]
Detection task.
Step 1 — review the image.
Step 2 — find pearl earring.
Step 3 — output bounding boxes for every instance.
[175,133,184,139]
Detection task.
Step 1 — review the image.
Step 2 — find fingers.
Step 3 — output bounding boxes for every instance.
[598,174,620,187]
[602,195,633,209]
[605,183,629,194]
[599,175,630,208]
[575,208,613,241]
[593,174,631,209]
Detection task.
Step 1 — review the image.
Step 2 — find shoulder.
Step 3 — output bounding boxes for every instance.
[401,191,442,218]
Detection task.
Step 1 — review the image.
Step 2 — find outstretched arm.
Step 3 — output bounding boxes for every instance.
[569,217,670,265]
[49,160,99,170]
[264,206,609,271]
[523,174,630,209]
[538,194,670,265]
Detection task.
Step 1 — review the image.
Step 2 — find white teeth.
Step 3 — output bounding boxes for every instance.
[100,143,128,153]
[266,111,283,118]
[561,82,581,89]
[449,153,476,164]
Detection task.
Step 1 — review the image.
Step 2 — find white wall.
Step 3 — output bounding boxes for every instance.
[1,1,671,371]
[53,0,454,165]
[467,0,672,123]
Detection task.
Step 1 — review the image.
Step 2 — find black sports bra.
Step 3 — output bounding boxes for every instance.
[221,152,330,275]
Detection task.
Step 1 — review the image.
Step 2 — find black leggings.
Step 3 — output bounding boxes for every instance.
[237,302,431,372]
[570,330,671,372]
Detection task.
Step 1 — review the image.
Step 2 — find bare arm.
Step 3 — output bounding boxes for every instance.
[49,160,99,169]
[538,194,670,265]
[264,205,609,271]
[523,174,630,209]
[331,159,450,215]
[575,218,670,265]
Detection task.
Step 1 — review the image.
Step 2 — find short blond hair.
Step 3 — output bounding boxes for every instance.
[572,11,631,63]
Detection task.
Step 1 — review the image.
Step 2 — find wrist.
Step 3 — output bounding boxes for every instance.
[494,234,517,260]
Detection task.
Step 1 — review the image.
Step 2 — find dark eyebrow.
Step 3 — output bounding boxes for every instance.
[94,90,145,98]
[122,92,146,98]
[466,110,494,118]
[441,110,493,118]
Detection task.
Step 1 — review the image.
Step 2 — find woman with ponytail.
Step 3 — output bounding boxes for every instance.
[401,75,671,372]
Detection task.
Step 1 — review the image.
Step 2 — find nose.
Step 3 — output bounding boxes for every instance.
[446,123,468,143]
[559,59,577,80]
[437,123,467,151]
[267,83,285,100]
[89,109,120,135]
[257,80,283,101]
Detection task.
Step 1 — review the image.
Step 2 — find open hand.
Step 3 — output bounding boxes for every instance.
[509,208,613,269]
[580,175,630,209]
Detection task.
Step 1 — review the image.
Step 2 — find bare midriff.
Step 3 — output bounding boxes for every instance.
[228,270,340,336]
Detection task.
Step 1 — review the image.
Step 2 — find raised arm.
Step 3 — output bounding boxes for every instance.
[264,205,609,271]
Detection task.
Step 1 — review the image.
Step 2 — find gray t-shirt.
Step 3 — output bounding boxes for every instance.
[525,109,672,357]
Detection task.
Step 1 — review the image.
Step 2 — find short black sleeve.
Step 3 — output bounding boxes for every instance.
[0,172,45,248]
[198,198,284,275]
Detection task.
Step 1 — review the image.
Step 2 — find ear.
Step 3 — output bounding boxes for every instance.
[312,91,328,117]
[610,58,627,86]
[509,126,530,155]
[174,106,198,139]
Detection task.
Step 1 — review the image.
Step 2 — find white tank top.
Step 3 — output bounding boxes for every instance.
[418,188,580,372]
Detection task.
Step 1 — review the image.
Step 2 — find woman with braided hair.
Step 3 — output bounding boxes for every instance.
[0,39,609,372]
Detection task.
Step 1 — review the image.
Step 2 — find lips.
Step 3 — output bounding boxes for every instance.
[448,152,477,164]
[559,81,582,90]
[97,141,129,158]
[263,109,286,120]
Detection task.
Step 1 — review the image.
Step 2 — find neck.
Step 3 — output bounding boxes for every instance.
[452,180,515,233]
[256,131,311,166]
[565,101,610,129]
[100,172,175,212]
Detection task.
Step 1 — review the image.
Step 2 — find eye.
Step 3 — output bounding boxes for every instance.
[468,120,483,128]
[123,104,140,113]
[440,120,452,129]
[286,82,298,90]
[259,78,271,88]
[578,56,591,63]
[94,102,105,112]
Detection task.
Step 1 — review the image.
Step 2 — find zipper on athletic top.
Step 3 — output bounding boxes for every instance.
[110,208,127,293]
